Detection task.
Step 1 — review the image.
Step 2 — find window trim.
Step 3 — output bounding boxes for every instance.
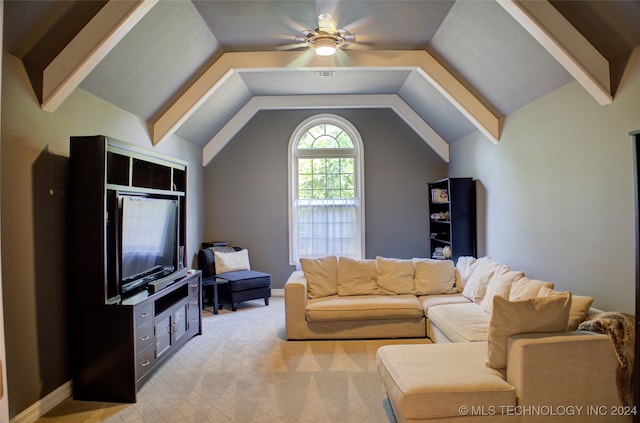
[288,114,365,265]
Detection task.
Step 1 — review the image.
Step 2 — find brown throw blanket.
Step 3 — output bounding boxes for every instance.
[578,312,635,406]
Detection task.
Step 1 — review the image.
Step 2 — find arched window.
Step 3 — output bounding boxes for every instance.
[288,114,365,264]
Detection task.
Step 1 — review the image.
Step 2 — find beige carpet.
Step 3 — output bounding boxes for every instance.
[36,297,430,422]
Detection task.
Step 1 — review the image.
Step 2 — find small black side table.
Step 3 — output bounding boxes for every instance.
[202,276,229,314]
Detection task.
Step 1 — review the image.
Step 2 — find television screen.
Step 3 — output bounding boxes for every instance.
[120,196,178,290]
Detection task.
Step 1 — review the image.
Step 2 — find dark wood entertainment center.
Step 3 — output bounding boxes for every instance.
[69,135,201,403]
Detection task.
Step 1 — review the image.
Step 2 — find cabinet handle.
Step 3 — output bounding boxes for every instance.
[190,283,198,288]
[141,360,150,367]
[139,335,149,341]
[140,312,149,318]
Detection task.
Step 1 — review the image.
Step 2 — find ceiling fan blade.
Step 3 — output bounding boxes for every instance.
[333,48,353,66]
[341,16,374,35]
[276,42,308,51]
[282,16,312,34]
[287,49,318,68]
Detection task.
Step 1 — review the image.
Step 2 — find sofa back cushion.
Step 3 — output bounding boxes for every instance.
[538,287,593,331]
[480,266,524,314]
[455,256,478,292]
[413,258,457,295]
[461,257,501,303]
[376,257,415,294]
[337,257,380,296]
[300,255,338,298]
[509,277,554,300]
[486,293,571,369]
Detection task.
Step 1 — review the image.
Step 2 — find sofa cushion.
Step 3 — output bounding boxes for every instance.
[216,270,271,291]
[300,255,338,298]
[376,342,515,420]
[418,293,470,317]
[214,248,251,273]
[427,302,490,342]
[376,257,415,295]
[337,257,380,296]
[412,258,457,295]
[538,286,593,330]
[461,257,501,303]
[486,293,571,369]
[454,256,477,292]
[480,266,524,314]
[305,294,423,321]
[509,277,554,300]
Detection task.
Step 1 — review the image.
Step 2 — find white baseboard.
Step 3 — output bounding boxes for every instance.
[272,288,284,297]
[11,381,71,423]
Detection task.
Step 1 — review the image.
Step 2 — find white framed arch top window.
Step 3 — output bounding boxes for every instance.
[288,114,365,265]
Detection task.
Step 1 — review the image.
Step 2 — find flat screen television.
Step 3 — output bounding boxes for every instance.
[118,195,179,294]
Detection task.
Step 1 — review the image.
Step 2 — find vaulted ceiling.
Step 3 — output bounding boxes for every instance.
[4,0,640,164]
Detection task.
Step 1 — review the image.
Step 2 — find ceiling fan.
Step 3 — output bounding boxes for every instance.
[297,13,356,56]
[280,8,371,57]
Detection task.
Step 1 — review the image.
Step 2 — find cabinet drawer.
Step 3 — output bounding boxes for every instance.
[136,346,156,382]
[187,292,199,310]
[134,303,153,329]
[187,293,201,334]
[135,323,154,355]
[187,276,200,296]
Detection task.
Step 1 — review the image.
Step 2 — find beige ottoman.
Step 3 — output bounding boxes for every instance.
[376,342,517,422]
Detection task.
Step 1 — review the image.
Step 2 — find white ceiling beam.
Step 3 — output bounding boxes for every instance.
[201,94,450,166]
[41,0,158,112]
[498,0,612,106]
[152,50,502,147]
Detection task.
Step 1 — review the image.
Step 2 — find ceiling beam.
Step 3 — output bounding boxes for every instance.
[152,50,502,147]
[498,0,612,106]
[201,94,450,166]
[41,0,158,112]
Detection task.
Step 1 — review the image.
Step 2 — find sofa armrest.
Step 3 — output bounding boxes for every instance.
[506,331,623,411]
[284,271,309,340]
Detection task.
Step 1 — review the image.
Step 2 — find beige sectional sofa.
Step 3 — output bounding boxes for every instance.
[284,255,632,422]
[284,255,593,342]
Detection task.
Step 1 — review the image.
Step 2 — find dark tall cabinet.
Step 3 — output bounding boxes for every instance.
[428,177,476,263]
[69,135,201,403]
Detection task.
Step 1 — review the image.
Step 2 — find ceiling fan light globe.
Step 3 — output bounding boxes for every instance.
[315,45,336,56]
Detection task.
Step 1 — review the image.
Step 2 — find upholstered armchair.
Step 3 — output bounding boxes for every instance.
[197,246,272,312]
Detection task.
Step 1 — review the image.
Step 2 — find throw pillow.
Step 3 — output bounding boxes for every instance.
[486,293,571,369]
[376,257,415,295]
[455,256,477,292]
[509,277,554,300]
[480,266,524,314]
[337,257,379,296]
[214,249,251,273]
[538,286,594,331]
[300,255,339,298]
[461,257,500,303]
[413,258,457,295]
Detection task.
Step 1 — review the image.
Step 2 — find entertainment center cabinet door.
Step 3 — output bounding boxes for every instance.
[155,302,188,360]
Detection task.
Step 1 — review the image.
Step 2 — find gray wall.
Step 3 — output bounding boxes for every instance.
[204,108,448,288]
[449,46,640,313]
[1,53,205,418]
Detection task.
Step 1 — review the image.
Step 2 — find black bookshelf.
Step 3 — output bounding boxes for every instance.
[428,177,476,263]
